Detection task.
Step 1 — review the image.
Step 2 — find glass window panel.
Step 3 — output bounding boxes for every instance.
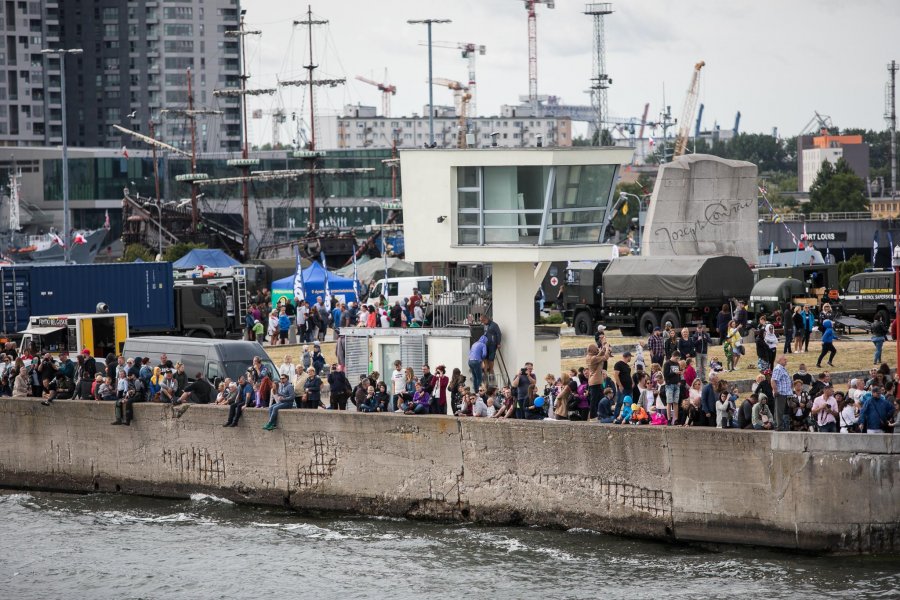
[549,209,606,226]
[458,228,480,245]
[458,190,479,210]
[484,226,541,244]
[457,213,480,226]
[483,166,549,212]
[546,225,602,244]
[457,166,478,189]
[554,165,615,210]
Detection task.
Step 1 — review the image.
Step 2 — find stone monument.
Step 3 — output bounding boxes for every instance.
[641,154,758,263]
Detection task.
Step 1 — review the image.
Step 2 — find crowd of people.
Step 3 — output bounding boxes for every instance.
[14,294,899,434]
[244,289,429,347]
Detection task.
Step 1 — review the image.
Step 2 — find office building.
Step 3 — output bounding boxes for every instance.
[798,134,869,192]
[0,0,63,146]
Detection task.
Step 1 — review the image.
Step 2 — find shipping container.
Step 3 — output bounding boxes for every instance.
[0,263,175,335]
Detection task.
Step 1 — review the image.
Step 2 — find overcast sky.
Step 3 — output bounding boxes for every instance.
[237,0,900,147]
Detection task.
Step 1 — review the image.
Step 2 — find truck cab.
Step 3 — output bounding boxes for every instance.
[20,313,129,358]
[562,261,608,335]
[843,270,894,323]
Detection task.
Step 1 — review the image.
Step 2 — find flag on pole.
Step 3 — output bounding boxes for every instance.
[293,247,305,302]
[103,210,111,231]
[321,250,331,307]
[351,245,360,300]
[121,146,129,160]
[648,136,655,147]
[873,230,880,266]
[73,233,87,245]
[889,231,894,256]
[50,233,65,247]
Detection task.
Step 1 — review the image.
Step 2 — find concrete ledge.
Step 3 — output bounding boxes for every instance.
[0,398,898,554]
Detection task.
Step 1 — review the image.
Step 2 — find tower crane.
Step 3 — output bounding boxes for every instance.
[420,41,486,118]
[673,60,705,158]
[251,108,287,147]
[520,0,555,116]
[355,74,397,118]
[432,78,472,147]
[637,102,650,140]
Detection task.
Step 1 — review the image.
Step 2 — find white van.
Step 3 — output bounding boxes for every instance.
[369,276,447,306]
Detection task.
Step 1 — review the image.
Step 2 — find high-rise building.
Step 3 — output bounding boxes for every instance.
[0,0,64,147]
[58,0,242,153]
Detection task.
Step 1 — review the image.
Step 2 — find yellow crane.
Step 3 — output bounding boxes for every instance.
[431,78,472,148]
[673,60,705,158]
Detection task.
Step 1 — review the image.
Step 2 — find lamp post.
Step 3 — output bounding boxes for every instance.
[364,199,389,290]
[617,191,650,250]
[892,245,900,371]
[407,19,451,148]
[41,47,83,264]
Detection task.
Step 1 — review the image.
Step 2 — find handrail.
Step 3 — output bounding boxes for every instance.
[759,211,879,223]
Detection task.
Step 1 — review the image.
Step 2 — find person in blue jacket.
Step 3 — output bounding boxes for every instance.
[816,319,836,368]
[468,335,488,392]
[858,387,895,433]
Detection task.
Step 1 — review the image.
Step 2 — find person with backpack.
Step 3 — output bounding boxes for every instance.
[512,362,536,419]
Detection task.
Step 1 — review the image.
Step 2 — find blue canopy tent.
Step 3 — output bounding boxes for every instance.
[172,249,241,269]
[272,261,359,306]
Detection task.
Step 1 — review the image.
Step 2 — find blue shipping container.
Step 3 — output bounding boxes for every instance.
[0,263,175,334]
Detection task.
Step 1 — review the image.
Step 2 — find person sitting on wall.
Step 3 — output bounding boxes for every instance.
[263,373,296,430]
[159,370,178,403]
[112,371,145,426]
[177,373,213,405]
[406,382,431,415]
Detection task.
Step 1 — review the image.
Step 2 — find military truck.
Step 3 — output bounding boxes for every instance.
[564,255,754,336]
[842,269,896,324]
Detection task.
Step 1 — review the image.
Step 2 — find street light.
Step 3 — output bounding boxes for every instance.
[616,191,650,248]
[892,244,900,371]
[41,47,82,264]
[407,19,451,148]
[364,199,391,293]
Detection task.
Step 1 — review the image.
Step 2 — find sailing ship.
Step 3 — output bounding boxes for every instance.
[1,172,106,264]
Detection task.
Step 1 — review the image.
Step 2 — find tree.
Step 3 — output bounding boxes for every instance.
[163,242,208,263]
[838,254,868,290]
[805,157,868,214]
[121,243,155,263]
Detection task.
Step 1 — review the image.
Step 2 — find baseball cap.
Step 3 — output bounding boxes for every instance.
[623,351,632,357]
[653,327,661,332]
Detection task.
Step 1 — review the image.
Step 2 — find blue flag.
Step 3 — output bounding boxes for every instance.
[293,247,305,302]
[889,231,895,257]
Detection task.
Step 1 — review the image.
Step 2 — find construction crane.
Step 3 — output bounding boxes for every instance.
[420,41,486,118]
[520,0,555,116]
[800,111,834,136]
[432,78,472,147]
[637,102,650,141]
[673,60,705,158]
[251,108,287,147]
[355,74,397,118]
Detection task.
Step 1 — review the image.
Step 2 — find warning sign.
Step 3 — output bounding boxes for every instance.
[549,276,559,287]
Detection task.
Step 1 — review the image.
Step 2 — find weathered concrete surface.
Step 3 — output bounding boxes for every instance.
[641,154,759,263]
[0,398,898,554]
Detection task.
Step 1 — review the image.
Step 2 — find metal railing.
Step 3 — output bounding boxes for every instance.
[430,264,492,329]
[759,211,878,223]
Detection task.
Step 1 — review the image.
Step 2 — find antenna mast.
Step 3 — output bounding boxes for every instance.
[584,3,613,145]
[887,60,898,196]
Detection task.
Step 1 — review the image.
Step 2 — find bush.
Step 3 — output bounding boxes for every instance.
[539,312,564,325]
[121,243,155,263]
[163,242,208,263]
[838,254,867,290]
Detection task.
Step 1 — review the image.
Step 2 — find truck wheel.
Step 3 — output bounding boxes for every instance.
[661,311,680,329]
[876,309,890,327]
[638,311,659,336]
[573,311,593,336]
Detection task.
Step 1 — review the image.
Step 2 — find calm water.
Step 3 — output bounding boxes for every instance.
[1,491,897,599]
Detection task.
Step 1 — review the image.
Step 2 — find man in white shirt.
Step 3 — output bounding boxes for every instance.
[390,360,405,412]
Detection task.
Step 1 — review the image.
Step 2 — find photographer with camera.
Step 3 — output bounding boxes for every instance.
[512,362,536,419]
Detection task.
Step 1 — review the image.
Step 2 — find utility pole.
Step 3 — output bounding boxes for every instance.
[408,19,451,148]
[40,47,82,263]
[188,69,199,231]
[887,60,898,196]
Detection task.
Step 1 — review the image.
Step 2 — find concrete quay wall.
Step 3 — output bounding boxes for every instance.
[0,398,898,554]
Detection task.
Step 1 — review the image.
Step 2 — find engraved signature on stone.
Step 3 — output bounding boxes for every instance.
[653,198,755,246]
